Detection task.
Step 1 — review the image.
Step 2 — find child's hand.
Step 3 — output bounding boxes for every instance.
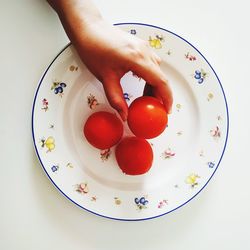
[48,0,173,120]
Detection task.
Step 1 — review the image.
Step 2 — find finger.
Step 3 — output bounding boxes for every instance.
[153,54,162,65]
[133,62,173,113]
[102,75,128,121]
[157,79,173,114]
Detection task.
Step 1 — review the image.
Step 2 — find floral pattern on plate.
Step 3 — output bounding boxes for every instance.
[51,81,67,96]
[40,136,55,152]
[134,196,149,210]
[185,174,200,188]
[194,69,208,84]
[41,98,49,111]
[149,34,164,49]
[161,148,176,159]
[75,183,89,194]
[87,94,99,109]
[185,52,196,61]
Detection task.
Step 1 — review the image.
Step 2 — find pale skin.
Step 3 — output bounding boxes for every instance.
[47,0,173,121]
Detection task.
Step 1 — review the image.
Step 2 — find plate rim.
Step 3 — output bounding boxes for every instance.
[31,22,229,221]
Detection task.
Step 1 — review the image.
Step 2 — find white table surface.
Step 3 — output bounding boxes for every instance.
[1,0,250,249]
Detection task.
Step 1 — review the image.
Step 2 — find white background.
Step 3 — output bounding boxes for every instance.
[0,0,249,249]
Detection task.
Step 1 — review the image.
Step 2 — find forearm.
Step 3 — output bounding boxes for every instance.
[47,0,103,45]
[47,0,101,20]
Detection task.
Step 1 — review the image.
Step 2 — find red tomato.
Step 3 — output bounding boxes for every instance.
[84,111,123,150]
[127,96,168,139]
[115,136,153,175]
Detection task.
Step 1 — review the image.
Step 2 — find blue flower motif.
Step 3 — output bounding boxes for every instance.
[194,69,207,84]
[52,81,67,95]
[207,162,215,168]
[51,165,59,172]
[134,196,148,209]
[198,78,204,84]
[139,197,146,204]
[134,197,140,204]
[130,29,136,35]
[124,93,130,101]
[124,92,132,101]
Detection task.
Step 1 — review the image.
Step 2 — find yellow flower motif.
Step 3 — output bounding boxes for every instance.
[69,65,78,71]
[149,35,164,49]
[41,136,55,152]
[176,103,181,111]
[207,93,214,101]
[66,162,74,168]
[114,197,122,205]
[186,173,200,188]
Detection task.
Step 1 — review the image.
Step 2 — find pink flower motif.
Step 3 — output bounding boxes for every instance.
[158,199,168,208]
[185,52,196,61]
[87,94,99,109]
[100,149,111,161]
[210,126,221,139]
[42,98,49,111]
[162,148,175,159]
[75,183,89,194]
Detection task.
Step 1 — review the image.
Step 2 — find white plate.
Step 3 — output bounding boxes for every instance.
[32,23,229,221]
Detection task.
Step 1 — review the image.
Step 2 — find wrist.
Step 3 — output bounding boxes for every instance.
[50,0,102,25]
[49,0,103,47]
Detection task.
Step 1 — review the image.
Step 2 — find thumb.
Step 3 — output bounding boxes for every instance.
[102,76,128,121]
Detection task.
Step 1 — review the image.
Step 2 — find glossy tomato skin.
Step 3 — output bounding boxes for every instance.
[127,96,168,139]
[115,136,153,175]
[84,111,123,150]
